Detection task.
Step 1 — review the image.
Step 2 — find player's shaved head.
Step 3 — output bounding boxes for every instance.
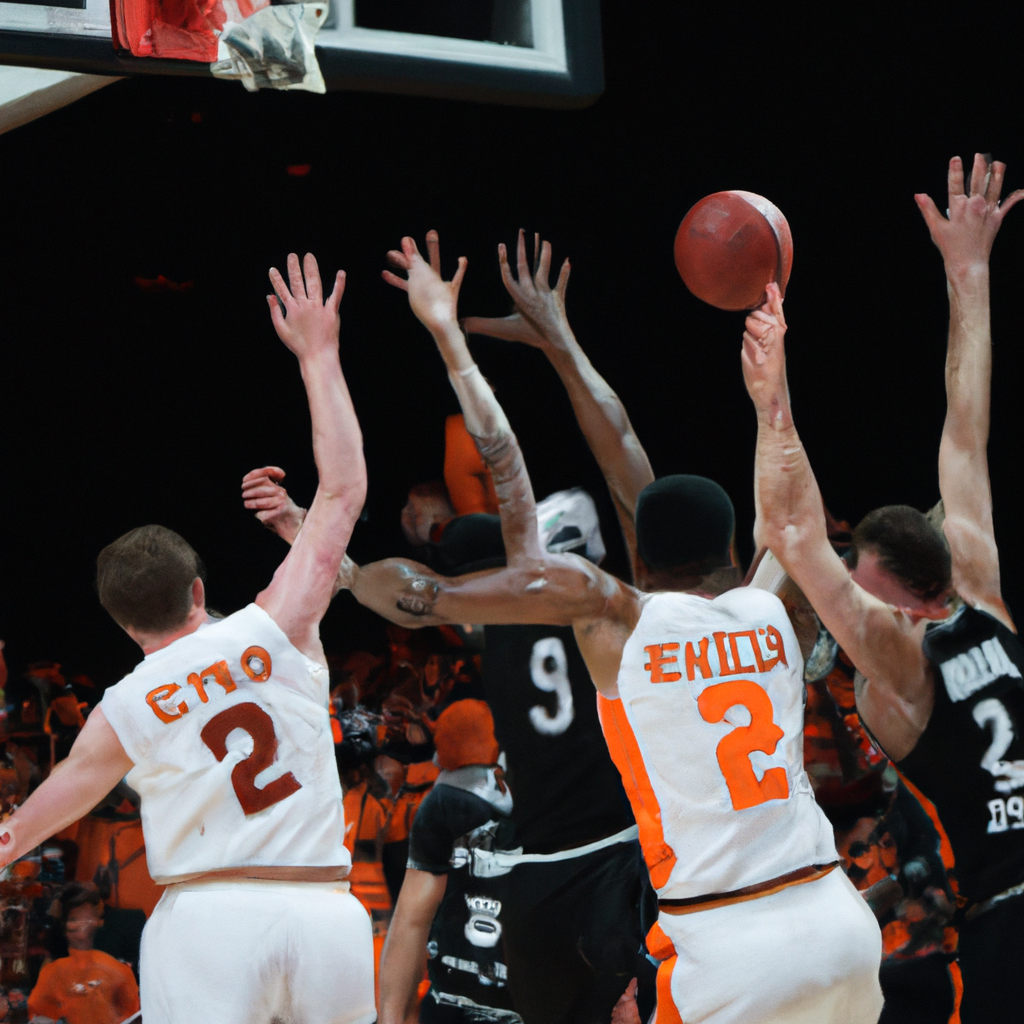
[636,475,735,574]
[96,525,206,634]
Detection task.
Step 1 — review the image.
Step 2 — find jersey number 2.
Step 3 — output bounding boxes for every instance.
[201,703,302,815]
[697,681,789,811]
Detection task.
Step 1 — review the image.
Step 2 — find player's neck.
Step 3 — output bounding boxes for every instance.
[131,605,209,655]
[642,564,741,597]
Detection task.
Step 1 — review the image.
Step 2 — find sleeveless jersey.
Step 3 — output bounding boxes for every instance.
[100,603,349,884]
[482,624,634,853]
[611,588,836,900]
[900,604,1024,901]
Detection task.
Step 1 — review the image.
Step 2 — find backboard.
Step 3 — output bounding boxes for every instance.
[0,0,603,105]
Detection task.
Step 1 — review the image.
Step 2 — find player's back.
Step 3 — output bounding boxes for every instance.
[100,603,348,884]
[611,586,835,899]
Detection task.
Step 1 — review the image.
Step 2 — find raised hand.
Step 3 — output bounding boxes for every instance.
[241,466,308,543]
[382,230,467,335]
[741,283,788,414]
[462,229,572,349]
[268,253,346,361]
[915,154,1024,272]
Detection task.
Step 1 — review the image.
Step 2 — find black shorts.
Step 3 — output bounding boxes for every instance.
[957,893,1024,1024]
[498,838,656,1024]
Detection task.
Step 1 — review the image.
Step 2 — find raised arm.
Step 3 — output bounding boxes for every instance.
[254,254,366,663]
[383,231,542,568]
[743,286,930,758]
[241,465,617,630]
[463,231,654,579]
[0,707,133,865]
[915,154,1022,630]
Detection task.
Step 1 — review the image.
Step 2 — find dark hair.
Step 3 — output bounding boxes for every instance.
[436,514,506,574]
[848,505,951,601]
[635,475,735,573]
[59,881,103,923]
[96,525,206,633]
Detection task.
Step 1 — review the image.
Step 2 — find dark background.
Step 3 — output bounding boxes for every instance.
[2,5,1022,688]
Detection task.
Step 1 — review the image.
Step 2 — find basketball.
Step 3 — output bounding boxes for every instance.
[673,191,793,311]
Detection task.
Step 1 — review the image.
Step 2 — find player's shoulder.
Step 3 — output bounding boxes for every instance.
[635,585,788,634]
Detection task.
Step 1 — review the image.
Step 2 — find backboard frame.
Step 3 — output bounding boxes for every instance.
[0,0,603,107]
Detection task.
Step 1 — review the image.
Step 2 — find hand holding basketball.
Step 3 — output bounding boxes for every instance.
[915,153,1024,273]
[675,191,793,311]
[267,253,345,361]
[741,283,788,414]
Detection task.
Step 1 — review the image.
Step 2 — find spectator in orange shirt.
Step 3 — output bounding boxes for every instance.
[444,413,499,515]
[28,883,140,1024]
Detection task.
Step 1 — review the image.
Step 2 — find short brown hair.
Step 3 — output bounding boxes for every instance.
[96,525,205,633]
[848,505,951,601]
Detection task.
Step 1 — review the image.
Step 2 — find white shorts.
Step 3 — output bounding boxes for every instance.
[654,868,883,1024]
[140,878,375,1024]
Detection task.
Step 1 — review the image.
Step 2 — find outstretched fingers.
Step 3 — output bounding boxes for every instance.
[287,252,306,300]
[987,160,1007,204]
[516,228,530,285]
[1000,187,1024,217]
[968,152,990,198]
[425,230,441,274]
[915,191,944,232]
[555,257,571,300]
[302,253,323,303]
[327,270,346,313]
[451,256,468,294]
[535,239,552,289]
[948,155,964,205]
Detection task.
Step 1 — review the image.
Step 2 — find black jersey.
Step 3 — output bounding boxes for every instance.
[898,604,1024,901]
[481,624,634,853]
[409,774,519,1020]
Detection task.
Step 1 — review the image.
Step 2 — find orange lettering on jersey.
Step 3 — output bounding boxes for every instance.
[644,644,681,683]
[762,625,788,670]
[730,630,765,673]
[200,660,237,695]
[187,672,210,703]
[597,695,677,888]
[697,680,790,811]
[241,646,272,682]
[712,632,733,674]
[724,632,757,675]
[684,637,712,681]
[146,684,189,723]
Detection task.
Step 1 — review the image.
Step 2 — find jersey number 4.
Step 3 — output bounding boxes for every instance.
[201,703,302,815]
[698,681,790,811]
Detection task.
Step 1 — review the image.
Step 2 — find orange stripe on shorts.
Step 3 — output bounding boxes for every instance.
[646,922,685,1024]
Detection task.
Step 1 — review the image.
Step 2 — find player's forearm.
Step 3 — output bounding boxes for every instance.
[751,383,828,562]
[941,265,991,459]
[3,757,125,864]
[378,918,430,1024]
[546,341,654,541]
[299,350,367,518]
[437,326,543,566]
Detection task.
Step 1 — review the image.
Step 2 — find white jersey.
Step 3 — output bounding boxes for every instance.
[610,587,836,900]
[101,603,349,884]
